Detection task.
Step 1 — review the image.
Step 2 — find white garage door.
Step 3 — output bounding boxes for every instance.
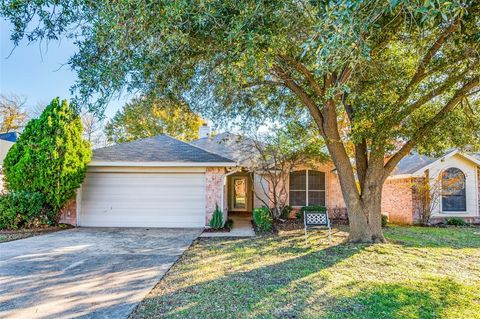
[79,172,205,228]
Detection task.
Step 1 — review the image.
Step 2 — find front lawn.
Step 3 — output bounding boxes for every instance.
[132,226,480,319]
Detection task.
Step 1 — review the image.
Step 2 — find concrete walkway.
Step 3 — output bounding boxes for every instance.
[201,212,255,237]
[0,227,201,319]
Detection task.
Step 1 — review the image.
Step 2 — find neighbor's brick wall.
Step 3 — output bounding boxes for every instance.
[205,167,226,226]
[59,198,77,226]
[382,178,416,225]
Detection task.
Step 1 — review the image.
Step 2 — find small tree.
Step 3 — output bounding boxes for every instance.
[105,96,204,144]
[0,94,28,133]
[3,98,92,215]
[248,123,327,219]
[209,204,224,229]
[414,169,444,226]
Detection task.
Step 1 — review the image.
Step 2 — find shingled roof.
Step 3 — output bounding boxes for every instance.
[190,132,260,166]
[92,134,235,163]
[0,132,19,143]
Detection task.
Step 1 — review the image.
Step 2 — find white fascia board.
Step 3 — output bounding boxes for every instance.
[410,149,459,176]
[410,150,480,176]
[89,160,237,167]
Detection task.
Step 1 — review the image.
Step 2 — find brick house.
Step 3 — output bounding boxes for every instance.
[60,132,480,227]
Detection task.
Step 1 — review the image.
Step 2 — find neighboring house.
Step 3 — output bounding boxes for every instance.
[384,150,480,224]
[0,132,18,164]
[0,132,19,192]
[59,130,480,227]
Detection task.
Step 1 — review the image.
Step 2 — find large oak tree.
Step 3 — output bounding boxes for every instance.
[2,0,479,242]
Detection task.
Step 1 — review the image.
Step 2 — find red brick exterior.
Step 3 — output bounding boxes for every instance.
[58,198,77,226]
[381,177,424,225]
[205,167,226,226]
[381,178,414,224]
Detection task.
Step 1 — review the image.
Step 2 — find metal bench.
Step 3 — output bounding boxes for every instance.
[304,210,332,244]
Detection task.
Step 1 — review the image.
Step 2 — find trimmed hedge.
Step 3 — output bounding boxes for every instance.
[0,191,49,230]
[296,205,327,219]
[253,207,273,232]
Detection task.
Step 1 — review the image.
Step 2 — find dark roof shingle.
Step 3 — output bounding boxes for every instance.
[93,135,235,163]
[190,132,260,166]
[0,132,19,142]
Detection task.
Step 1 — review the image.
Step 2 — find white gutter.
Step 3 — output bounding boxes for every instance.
[89,160,236,167]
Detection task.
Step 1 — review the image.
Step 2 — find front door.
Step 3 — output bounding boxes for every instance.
[231,176,248,211]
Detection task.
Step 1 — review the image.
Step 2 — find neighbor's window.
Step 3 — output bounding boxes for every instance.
[442,167,466,212]
[289,170,325,206]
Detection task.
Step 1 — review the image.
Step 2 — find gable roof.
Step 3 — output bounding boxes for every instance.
[190,132,260,166]
[0,132,19,143]
[393,150,480,176]
[92,134,236,165]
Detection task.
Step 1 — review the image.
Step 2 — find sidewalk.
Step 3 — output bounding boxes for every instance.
[200,212,255,237]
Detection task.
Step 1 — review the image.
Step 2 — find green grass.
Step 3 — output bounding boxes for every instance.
[132,226,480,319]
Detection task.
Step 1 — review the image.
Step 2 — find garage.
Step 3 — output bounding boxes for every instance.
[70,134,235,228]
[78,171,206,228]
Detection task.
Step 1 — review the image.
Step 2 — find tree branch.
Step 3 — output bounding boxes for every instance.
[384,75,480,177]
[396,20,460,106]
[273,65,326,134]
[398,69,469,120]
[278,54,325,97]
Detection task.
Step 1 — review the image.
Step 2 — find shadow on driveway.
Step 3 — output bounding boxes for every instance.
[0,227,201,319]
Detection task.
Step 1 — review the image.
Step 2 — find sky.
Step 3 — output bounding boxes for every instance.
[0,19,125,119]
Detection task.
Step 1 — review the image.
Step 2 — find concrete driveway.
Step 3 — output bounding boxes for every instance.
[0,227,201,319]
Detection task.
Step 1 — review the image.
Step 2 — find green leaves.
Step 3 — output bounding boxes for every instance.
[3,98,92,213]
[104,96,203,144]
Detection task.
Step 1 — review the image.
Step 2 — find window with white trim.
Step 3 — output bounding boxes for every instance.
[289,170,326,206]
[441,167,466,212]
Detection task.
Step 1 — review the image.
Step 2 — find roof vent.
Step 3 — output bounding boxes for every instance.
[199,124,211,139]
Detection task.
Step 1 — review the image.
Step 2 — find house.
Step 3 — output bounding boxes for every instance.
[59,131,480,227]
[384,150,480,224]
[0,132,19,192]
[0,132,19,165]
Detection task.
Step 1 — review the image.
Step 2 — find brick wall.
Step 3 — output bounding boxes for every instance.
[205,167,226,226]
[382,177,418,225]
[58,198,77,226]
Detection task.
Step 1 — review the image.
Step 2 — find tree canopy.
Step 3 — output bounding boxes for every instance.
[3,98,92,213]
[105,97,203,144]
[1,0,479,242]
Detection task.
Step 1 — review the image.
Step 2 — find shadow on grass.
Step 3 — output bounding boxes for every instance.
[319,277,468,319]
[133,237,370,319]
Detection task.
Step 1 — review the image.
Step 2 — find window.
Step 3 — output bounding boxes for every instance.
[289,170,326,206]
[441,167,466,212]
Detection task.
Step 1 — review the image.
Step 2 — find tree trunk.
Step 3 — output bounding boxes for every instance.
[344,185,386,243]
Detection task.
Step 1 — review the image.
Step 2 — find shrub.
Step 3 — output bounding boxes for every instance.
[381,214,388,227]
[296,205,327,219]
[253,206,273,232]
[225,219,234,229]
[446,217,468,226]
[209,204,224,229]
[0,191,47,230]
[280,205,292,219]
[3,98,91,215]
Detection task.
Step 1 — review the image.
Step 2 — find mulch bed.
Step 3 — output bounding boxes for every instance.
[203,227,232,233]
